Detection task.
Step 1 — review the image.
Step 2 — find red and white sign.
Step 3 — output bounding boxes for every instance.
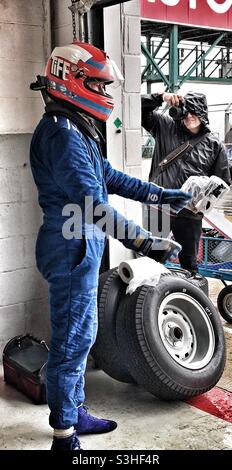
[141,0,232,31]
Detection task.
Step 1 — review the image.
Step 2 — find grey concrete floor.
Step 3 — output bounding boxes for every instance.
[0,279,231,451]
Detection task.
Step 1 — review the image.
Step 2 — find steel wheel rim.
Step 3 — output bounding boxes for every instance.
[158,293,215,370]
[222,293,232,317]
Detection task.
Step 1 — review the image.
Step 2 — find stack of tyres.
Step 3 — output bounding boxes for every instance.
[92,268,226,400]
[91,268,134,383]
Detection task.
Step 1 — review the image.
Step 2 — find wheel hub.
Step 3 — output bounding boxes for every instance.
[163,313,194,361]
[158,293,215,370]
[223,293,232,314]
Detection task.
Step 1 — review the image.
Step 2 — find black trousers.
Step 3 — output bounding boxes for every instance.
[170,210,203,273]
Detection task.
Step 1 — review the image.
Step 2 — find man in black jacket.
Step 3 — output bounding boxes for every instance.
[142,90,231,274]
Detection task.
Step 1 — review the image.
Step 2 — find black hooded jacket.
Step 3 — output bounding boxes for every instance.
[142,92,230,188]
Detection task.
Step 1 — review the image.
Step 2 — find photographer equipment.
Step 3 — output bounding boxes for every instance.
[168,92,209,124]
[153,133,207,179]
[169,102,188,120]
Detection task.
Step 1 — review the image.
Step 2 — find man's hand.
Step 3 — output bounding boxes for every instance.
[162,92,183,107]
[159,188,192,213]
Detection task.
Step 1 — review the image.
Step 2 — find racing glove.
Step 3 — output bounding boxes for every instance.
[134,235,181,263]
[147,186,192,214]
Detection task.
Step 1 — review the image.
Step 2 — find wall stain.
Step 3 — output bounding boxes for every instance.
[0,0,8,9]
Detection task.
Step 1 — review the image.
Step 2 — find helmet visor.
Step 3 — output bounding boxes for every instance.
[85,78,113,98]
[107,59,124,90]
[85,59,124,97]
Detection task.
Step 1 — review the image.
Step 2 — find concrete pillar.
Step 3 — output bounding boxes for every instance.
[104,1,142,266]
[51,0,73,46]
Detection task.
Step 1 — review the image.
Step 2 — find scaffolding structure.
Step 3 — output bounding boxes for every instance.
[141,22,232,93]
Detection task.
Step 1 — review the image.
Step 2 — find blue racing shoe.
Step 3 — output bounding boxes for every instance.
[75,405,117,435]
[51,431,82,451]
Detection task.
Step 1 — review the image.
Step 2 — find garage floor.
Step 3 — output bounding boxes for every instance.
[0,279,231,451]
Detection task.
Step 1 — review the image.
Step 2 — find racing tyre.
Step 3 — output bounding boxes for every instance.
[91,268,134,383]
[217,285,232,324]
[116,274,226,400]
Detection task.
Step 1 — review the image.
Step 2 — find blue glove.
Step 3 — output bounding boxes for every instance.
[134,236,181,264]
[159,189,192,213]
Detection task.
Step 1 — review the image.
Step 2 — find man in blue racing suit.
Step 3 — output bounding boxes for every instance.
[30,41,191,450]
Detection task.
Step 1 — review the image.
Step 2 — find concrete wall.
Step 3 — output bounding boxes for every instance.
[0,1,51,356]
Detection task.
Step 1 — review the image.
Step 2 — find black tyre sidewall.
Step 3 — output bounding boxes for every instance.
[168,267,191,278]
[187,274,209,295]
[92,268,133,383]
[168,267,209,295]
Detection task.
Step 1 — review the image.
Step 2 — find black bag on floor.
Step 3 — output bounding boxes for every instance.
[3,334,48,404]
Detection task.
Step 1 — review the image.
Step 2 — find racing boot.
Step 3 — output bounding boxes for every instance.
[75,405,117,435]
[51,431,82,451]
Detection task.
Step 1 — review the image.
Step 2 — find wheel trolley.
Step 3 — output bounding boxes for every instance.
[198,236,232,323]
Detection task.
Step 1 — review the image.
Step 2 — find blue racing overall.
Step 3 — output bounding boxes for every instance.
[30,111,163,429]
